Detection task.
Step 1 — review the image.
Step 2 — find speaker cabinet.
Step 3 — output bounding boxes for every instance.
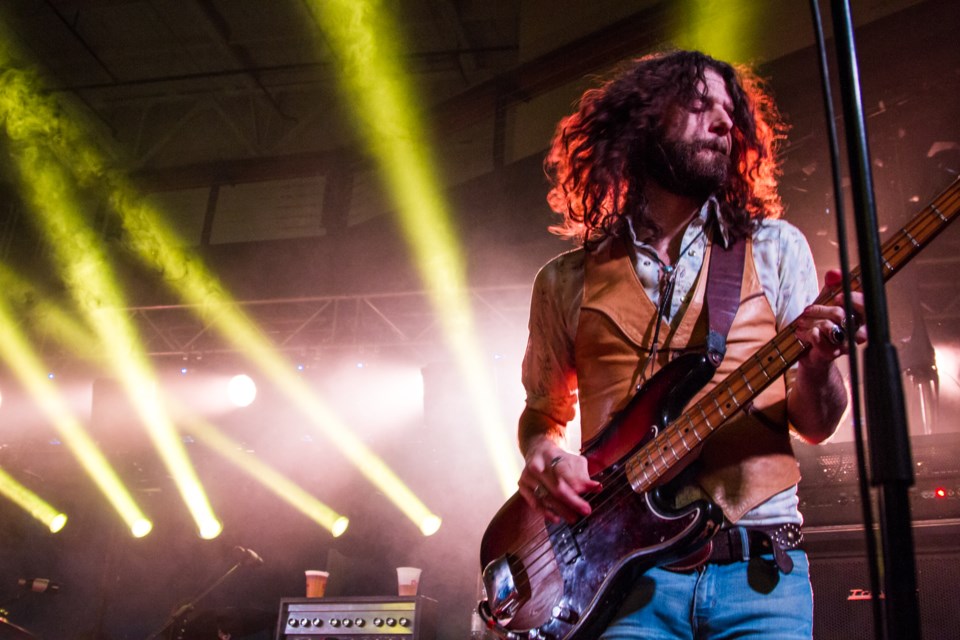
[807,523,960,640]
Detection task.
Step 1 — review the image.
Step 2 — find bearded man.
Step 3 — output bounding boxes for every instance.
[515,50,865,639]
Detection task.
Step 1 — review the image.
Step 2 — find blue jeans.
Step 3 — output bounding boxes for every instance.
[599,551,812,639]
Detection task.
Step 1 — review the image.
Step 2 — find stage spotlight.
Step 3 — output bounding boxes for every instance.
[331,516,350,538]
[199,518,223,540]
[49,513,68,533]
[131,518,153,538]
[227,374,257,407]
[0,466,69,533]
[419,515,442,537]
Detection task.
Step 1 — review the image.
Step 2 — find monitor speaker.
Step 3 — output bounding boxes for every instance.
[807,524,959,640]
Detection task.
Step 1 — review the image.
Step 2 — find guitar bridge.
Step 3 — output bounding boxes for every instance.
[482,555,521,622]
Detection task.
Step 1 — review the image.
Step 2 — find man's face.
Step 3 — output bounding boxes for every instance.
[644,68,735,199]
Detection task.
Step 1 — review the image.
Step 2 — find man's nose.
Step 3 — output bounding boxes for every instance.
[710,107,733,136]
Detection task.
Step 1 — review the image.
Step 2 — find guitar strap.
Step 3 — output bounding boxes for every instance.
[703,225,746,367]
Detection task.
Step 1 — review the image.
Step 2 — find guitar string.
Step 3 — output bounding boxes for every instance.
[504,310,817,568]
[499,333,810,594]
[501,297,841,592]
[502,328,827,606]
[501,335,805,593]
[487,185,960,609]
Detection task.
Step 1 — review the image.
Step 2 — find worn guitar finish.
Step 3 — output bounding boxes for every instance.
[479,178,960,640]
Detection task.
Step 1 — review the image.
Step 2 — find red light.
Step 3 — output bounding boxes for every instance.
[935,488,946,498]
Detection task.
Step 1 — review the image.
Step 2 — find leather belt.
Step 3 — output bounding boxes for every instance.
[707,523,803,574]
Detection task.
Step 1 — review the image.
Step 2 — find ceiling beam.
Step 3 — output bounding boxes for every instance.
[132,4,671,191]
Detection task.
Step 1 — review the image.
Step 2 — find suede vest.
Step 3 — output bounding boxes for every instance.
[575,236,800,523]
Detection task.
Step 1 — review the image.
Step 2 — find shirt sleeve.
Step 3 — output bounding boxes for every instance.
[753,219,821,330]
[753,219,821,397]
[520,251,583,425]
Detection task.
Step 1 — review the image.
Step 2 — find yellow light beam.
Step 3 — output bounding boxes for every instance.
[104,185,441,531]
[0,295,150,536]
[672,1,766,64]
[107,192,442,532]
[0,263,104,365]
[0,465,67,533]
[183,416,348,537]
[0,12,441,528]
[303,0,520,496]
[0,70,220,538]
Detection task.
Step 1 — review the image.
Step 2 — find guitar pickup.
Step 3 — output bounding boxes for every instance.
[548,522,581,565]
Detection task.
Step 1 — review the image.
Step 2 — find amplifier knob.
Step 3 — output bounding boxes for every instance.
[300,618,310,627]
[355,618,365,627]
[386,617,397,627]
[373,617,384,627]
[312,618,323,627]
[330,619,341,628]
[343,618,353,628]
[288,619,299,628]
[399,617,411,627]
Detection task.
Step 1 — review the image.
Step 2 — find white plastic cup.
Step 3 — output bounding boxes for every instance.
[396,566,421,596]
[305,570,329,598]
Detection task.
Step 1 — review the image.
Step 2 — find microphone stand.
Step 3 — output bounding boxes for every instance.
[143,559,247,640]
[829,2,922,638]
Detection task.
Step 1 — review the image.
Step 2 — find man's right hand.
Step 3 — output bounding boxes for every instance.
[517,435,601,524]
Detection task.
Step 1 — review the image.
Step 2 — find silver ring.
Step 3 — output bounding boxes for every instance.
[549,456,563,469]
[534,484,548,500]
[827,324,846,346]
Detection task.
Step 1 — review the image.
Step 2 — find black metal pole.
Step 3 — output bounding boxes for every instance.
[807,0,884,635]
[828,2,921,639]
[143,561,245,640]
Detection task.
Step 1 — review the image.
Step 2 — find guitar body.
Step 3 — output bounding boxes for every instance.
[479,353,724,639]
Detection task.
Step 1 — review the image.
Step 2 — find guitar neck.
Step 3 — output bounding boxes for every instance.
[626,177,960,491]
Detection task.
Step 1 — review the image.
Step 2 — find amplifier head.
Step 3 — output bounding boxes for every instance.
[276,596,436,640]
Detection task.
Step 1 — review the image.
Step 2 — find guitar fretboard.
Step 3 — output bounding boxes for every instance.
[625,177,960,492]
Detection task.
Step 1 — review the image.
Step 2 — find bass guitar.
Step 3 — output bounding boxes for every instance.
[478,177,960,639]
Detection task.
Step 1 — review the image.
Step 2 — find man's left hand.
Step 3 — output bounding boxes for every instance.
[795,269,867,369]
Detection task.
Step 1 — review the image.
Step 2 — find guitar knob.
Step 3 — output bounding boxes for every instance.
[551,605,580,624]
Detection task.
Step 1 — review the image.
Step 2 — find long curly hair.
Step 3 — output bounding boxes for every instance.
[545,50,786,244]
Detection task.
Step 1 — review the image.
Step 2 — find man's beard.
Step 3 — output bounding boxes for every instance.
[641,137,731,200]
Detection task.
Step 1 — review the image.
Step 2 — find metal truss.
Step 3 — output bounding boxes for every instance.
[126,284,533,361]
